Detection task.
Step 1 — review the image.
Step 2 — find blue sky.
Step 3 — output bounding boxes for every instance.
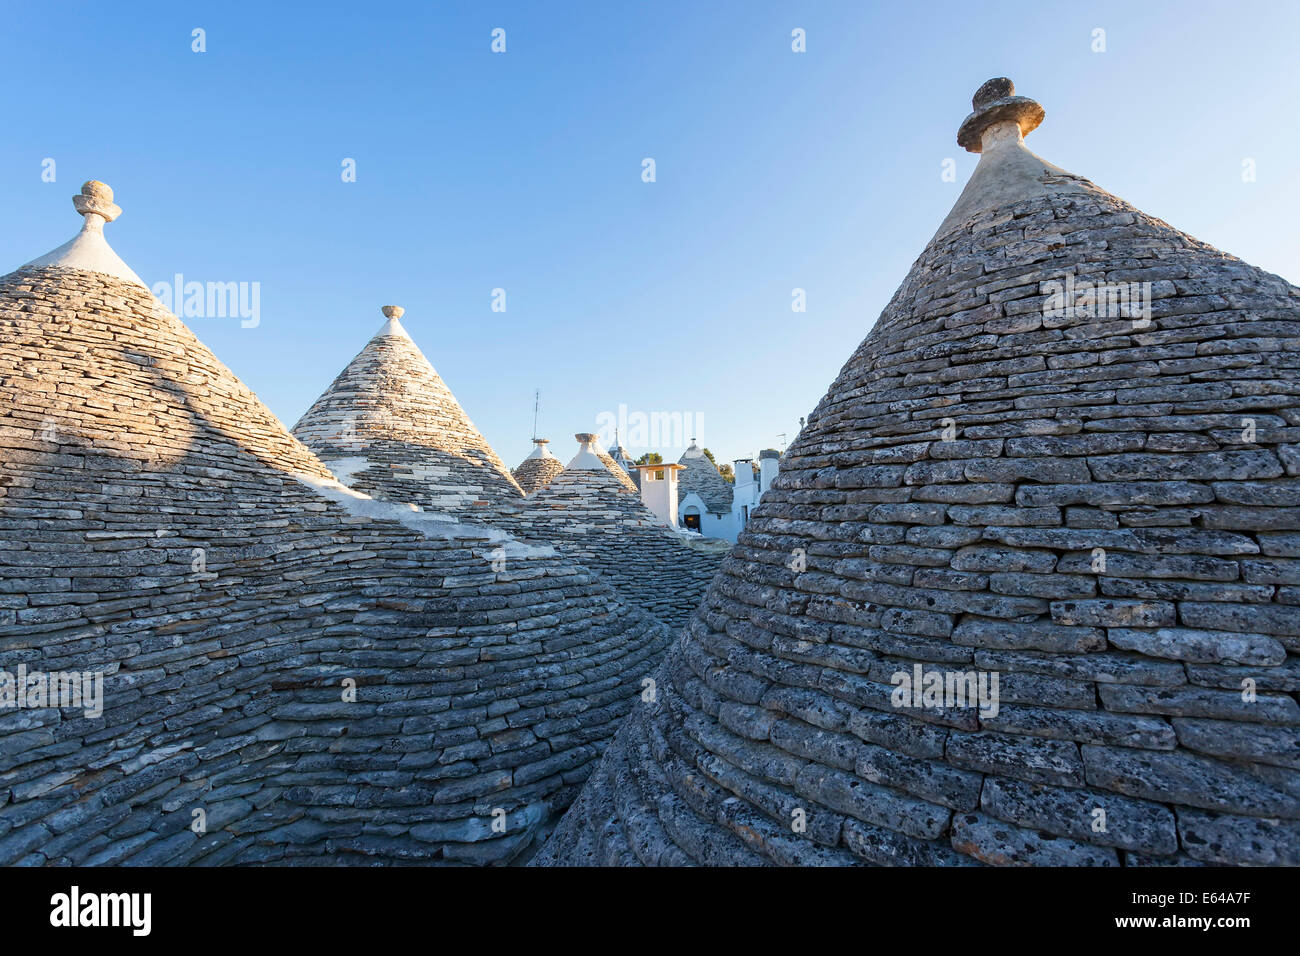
[3,0,1297,470]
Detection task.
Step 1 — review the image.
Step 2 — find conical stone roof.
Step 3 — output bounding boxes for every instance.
[0,184,670,866]
[520,435,729,633]
[292,306,525,520]
[513,438,565,495]
[536,80,1300,867]
[677,441,734,514]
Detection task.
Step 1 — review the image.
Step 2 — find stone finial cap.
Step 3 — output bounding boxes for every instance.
[73,180,121,223]
[21,177,145,287]
[534,438,549,444]
[575,433,597,444]
[956,77,1045,153]
[381,305,404,319]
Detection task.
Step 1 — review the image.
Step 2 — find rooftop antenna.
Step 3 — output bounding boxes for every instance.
[777,432,787,448]
[531,388,540,442]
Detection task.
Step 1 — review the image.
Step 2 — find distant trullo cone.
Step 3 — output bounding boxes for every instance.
[293,306,526,518]
[520,434,727,633]
[513,438,564,494]
[677,440,734,515]
[536,80,1300,866]
[0,184,669,865]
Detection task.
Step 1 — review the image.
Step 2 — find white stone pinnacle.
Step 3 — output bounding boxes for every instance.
[375,304,413,340]
[23,180,147,288]
[935,78,1097,241]
[525,438,557,460]
[567,433,607,470]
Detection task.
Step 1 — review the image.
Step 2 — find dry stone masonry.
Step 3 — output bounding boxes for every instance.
[292,306,527,522]
[535,80,1300,867]
[0,185,671,865]
[295,327,725,636]
[516,435,728,634]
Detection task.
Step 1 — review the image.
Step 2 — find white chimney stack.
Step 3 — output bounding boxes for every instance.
[759,449,779,495]
[633,462,683,528]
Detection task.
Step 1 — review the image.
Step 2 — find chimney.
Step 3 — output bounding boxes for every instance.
[633,462,683,528]
[759,448,780,495]
[733,458,755,488]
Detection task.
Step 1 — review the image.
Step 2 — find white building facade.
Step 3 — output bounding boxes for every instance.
[635,445,780,543]
[728,448,779,539]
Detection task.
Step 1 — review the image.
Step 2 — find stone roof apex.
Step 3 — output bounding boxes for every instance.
[374,304,412,341]
[957,77,1044,153]
[568,433,607,470]
[21,180,146,288]
[936,76,1100,241]
[525,438,556,460]
[559,433,641,493]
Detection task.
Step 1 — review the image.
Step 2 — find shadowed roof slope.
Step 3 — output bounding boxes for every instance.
[536,80,1300,867]
[0,185,669,866]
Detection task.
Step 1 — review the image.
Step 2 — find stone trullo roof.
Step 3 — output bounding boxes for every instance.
[512,438,565,494]
[292,306,525,519]
[536,80,1300,867]
[677,441,734,514]
[519,434,728,633]
[0,182,670,866]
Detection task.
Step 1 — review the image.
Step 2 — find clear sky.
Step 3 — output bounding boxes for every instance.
[3,1,1297,470]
